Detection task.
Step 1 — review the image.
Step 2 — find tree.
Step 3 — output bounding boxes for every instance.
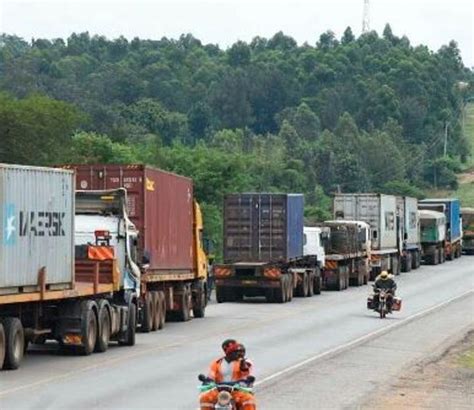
[341,27,355,45]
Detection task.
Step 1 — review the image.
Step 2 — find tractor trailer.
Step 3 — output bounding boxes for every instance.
[419,210,446,265]
[333,193,402,279]
[61,164,209,329]
[214,193,322,303]
[0,165,138,370]
[461,207,474,255]
[396,196,422,272]
[418,198,462,260]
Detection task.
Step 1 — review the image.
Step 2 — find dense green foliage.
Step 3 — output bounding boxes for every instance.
[0,27,472,251]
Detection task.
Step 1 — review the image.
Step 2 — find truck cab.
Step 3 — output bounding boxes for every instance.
[303,227,326,268]
[74,189,141,292]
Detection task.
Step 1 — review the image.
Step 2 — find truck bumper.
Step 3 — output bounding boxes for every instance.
[215,278,280,289]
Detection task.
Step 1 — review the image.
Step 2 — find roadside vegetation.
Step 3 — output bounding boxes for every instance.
[0,26,473,250]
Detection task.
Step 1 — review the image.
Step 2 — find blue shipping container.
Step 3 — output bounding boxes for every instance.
[223,193,304,263]
[419,198,461,242]
[286,194,304,260]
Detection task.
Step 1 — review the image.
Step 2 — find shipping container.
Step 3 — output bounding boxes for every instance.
[333,193,398,251]
[223,193,304,264]
[66,165,194,274]
[461,207,474,254]
[0,164,74,292]
[418,198,461,242]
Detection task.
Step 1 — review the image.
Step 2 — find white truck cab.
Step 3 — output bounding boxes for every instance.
[303,227,326,267]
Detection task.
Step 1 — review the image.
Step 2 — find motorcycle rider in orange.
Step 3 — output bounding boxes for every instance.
[199,339,256,410]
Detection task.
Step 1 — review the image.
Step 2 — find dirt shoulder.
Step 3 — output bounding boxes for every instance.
[363,330,474,409]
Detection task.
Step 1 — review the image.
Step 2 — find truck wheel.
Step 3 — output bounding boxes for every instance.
[80,301,98,356]
[274,279,285,303]
[447,248,454,261]
[151,291,160,331]
[1,318,24,370]
[193,284,207,319]
[119,303,136,346]
[176,287,191,322]
[141,292,154,333]
[95,302,111,353]
[287,275,294,301]
[157,291,166,329]
[302,272,310,297]
[412,251,420,269]
[440,248,446,264]
[0,323,5,369]
[216,286,227,303]
[307,273,315,297]
[314,276,322,295]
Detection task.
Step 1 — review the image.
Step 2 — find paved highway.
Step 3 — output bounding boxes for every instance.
[0,257,473,409]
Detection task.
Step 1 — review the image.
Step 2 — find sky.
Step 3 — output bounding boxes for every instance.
[1,0,473,66]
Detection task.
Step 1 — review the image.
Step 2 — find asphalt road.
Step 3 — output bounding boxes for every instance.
[0,257,473,409]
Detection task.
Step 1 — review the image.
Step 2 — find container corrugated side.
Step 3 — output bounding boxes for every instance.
[67,164,195,274]
[404,197,420,247]
[286,194,304,259]
[223,193,302,263]
[333,193,397,250]
[144,168,194,272]
[0,164,74,292]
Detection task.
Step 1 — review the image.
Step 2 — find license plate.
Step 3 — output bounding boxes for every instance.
[242,280,257,285]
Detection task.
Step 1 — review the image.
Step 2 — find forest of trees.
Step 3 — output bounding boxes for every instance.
[0,25,472,252]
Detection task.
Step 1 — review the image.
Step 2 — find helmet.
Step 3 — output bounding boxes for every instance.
[380,271,389,279]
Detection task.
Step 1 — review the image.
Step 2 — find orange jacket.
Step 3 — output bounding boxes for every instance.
[208,357,253,383]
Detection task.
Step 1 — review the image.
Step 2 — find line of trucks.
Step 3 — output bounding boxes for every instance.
[0,163,466,370]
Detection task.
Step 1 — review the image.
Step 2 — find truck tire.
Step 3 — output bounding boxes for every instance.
[295,274,304,297]
[447,248,454,261]
[216,286,227,303]
[193,282,207,319]
[151,291,160,331]
[274,278,285,303]
[303,272,310,297]
[314,276,322,295]
[412,251,420,269]
[157,291,166,329]
[287,275,294,301]
[95,302,111,353]
[0,323,5,369]
[141,292,154,333]
[1,317,24,370]
[119,303,136,346]
[176,287,191,322]
[79,301,98,356]
[402,253,412,273]
[307,272,315,297]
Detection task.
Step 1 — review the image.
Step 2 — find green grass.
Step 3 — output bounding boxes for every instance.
[458,346,474,369]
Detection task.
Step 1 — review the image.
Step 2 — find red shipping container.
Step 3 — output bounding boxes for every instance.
[66,165,194,274]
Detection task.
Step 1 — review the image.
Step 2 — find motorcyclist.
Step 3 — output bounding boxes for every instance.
[373,271,397,311]
[199,339,256,410]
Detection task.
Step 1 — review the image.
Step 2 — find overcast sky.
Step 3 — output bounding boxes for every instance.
[1,0,473,66]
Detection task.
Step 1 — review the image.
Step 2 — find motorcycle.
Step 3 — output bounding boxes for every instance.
[367,286,401,319]
[198,374,255,410]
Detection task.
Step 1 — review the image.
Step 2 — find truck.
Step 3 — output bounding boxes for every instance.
[419,210,446,264]
[60,164,209,330]
[396,196,422,272]
[214,193,322,303]
[319,220,371,290]
[418,198,462,260]
[0,164,138,370]
[461,207,474,255]
[333,193,401,279]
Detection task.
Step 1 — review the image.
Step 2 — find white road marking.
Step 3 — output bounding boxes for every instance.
[255,289,474,387]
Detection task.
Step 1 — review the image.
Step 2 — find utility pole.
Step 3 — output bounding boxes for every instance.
[362,0,370,33]
[444,121,449,157]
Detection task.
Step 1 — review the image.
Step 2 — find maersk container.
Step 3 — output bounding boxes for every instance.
[396,196,420,248]
[223,193,304,264]
[333,193,397,250]
[65,165,194,274]
[419,198,461,242]
[0,164,74,292]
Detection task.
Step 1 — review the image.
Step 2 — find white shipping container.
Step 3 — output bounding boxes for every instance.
[0,164,74,293]
[333,193,397,250]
